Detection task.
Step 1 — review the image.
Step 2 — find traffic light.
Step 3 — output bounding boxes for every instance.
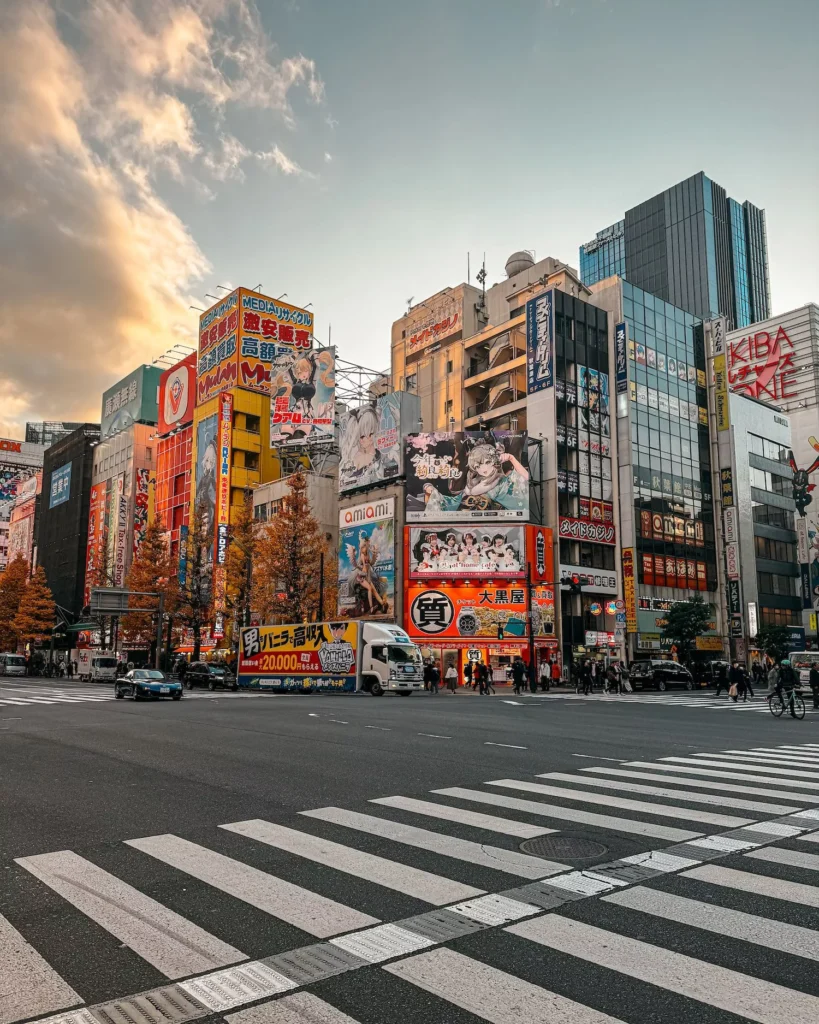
[560,573,585,594]
[497,623,504,640]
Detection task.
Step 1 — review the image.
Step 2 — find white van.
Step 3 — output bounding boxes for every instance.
[78,651,119,682]
[0,653,27,677]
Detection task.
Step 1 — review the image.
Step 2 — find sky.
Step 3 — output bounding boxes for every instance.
[1,0,817,437]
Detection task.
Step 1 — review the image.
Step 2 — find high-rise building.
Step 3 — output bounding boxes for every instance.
[155,353,196,563]
[25,422,84,448]
[580,172,770,328]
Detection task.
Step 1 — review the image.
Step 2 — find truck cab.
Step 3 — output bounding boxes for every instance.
[359,623,424,696]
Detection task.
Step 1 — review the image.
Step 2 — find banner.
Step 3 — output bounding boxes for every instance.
[133,468,150,555]
[339,392,408,493]
[84,481,107,604]
[159,353,196,435]
[558,516,615,545]
[526,290,553,393]
[239,622,359,692]
[216,393,232,566]
[338,499,395,619]
[270,347,335,445]
[615,322,628,395]
[194,412,218,568]
[405,431,529,522]
[714,352,730,431]
[529,525,554,582]
[114,475,127,586]
[49,463,72,509]
[407,525,525,578]
[406,582,528,640]
[622,548,637,633]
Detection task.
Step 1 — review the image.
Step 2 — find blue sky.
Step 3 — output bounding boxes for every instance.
[1,0,816,431]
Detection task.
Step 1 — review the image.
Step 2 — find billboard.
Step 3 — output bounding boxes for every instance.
[114,475,128,586]
[8,473,41,568]
[48,463,72,509]
[194,413,218,567]
[615,322,628,395]
[407,525,525,578]
[339,392,411,493]
[133,468,150,555]
[197,289,314,403]
[405,431,529,522]
[270,347,335,445]
[405,582,529,640]
[338,498,395,619]
[239,621,359,692]
[529,525,554,582]
[406,294,462,359]
[526,290,554,393]
[101,366,162,440]
[531,585,556,637]
[727,323,797,402]
[216,393,233,566]
[159,353,196,435]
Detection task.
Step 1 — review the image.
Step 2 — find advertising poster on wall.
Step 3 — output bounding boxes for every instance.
[526,290,554,393]
[338,498,395,619]
[114,475,128,586]
[239,621,359,692]
[338,392,410,493]
[407,525,525,578]
[405,431,529,522]
[133,468,149,555]
[159,353,196,435]
[406,582,529,640]
[101,366,161,440]
[49,463,72,509]
[84,481,107,604]
[216,393,232,566]
[270,347,335,445]
[194,413,218,568]
[531,585,555,637]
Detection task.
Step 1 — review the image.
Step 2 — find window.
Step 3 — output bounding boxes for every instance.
[245,451,259,471]
[754,536,796,562]
[406,374,417,392]
[757,572,797,597]
[446,360,453,374]
[445,399,453,415]
[254,504,268,522]
[761,607,801,627]
[510,305,524,318]
[145,448,152,463]
[753,503,795,530]
[245,415,260,434]
[173,473,186,496]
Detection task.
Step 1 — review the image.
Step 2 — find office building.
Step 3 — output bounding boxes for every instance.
[580,172,771,328]
[25,422,84,448]
[38,425,100,620]
[155,353,196,563]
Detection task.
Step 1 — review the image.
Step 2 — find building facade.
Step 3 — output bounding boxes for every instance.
[0,438,47,572]
[580,172,771,329]
[155,353,196,563]
[25,422,84,448]
[7,472,42,571]
[38,425,100,619]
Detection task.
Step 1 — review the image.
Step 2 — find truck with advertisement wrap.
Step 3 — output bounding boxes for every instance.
[238,620,423,696]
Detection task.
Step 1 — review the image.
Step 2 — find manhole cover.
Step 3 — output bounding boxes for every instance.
[520,835,607,860]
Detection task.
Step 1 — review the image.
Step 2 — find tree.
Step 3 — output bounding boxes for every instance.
[13,566,55,650]
[753,624,792,665]
[121,518,178,659]
[225,489,257,644]
[253,470,326,624]
[177,502,212,661]
[661,596,713,664]
[0,555,30,651]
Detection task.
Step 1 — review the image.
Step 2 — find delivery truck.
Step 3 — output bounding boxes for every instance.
[238,620,423,695]
[77,650,119,682]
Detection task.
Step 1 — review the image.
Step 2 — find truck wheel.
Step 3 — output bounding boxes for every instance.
[370,681,383,696]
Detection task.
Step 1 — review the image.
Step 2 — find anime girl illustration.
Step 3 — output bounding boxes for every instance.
[345,530,390,615]
[424,441,527,514]
[271,349,334,442]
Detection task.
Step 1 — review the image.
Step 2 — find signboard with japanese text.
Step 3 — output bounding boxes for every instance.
[723,507,738,545]
[49,463,72,509]
[114,475,127,586]
[528,525,554,583]
[101,366,161,440]
[532,585,555,637]
[239,621,360,691]
[216,393,232,566]
[615,323,628,395]
[727,324,797,402]
[714,352,730,431]
[405,431,529,522]
[159,353,196,435]
[339,392,419,494]
[728,579,741,615]
[405,582,529,640]
[406,295,462,359]
[194,412,218,569]
[622,548,637,633]
[133,468,149,555]
[559,564,618,595]
[720,467,734,507]
[558,516,615,546]
[725,542,740,580]
[407,525,525,579]
[270,347,335,446]
[339,499,395,619]
[526,290,554,393]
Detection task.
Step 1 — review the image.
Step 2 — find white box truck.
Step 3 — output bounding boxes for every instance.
[238,620,423,695]
[77,650,119,683]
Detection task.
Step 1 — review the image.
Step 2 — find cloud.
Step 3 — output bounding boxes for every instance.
[0,0,326,435]
[324,151,333,162]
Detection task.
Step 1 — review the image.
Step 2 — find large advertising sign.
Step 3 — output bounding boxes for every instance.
[406,582,529,640]
[101,366,161,440]
[405,431,529,522]
[727,324,797,402]
[216,393,233,566]
[114,475,127,586]
[338,498,395,619]
[526,290,554,393]
[48,463,72,509]
[194,413,218,568]
[622,548,637,634]
[239,621,359,692]
[558,516,615,545]
[270,347,335,446]
[406,294,462,359]
[197,289,314,403]
[615,323,628,395]
[407,525,526,578]
[84,481,107,603]
[531,585,556,637]
[159,353,196,435]
[133,468,149,555]
[339,392,412,493]
[529,525,554,583]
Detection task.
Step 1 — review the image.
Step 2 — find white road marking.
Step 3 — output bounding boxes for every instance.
[330,923,434,964]
[705,752,819,769]
[660,756,819,780]
[735,747,819,762]
[623,761,819,791]
[227,992,362,1024]
[800,831,819,844]
[220,819,484,905]
[385,947,626,1023]
[300,806,565,879]
[0,911,81,1024]
[417,733,451,739]
[580,765,819,802]
[485,778,752,828]
[125,834,378,937]
[606,886,819,960]
[448,894,540,926]
[484,742,528,749]
[538,772,798,815]
[508,913,819,1024]
[432,787,702,842]
[745,847,819,873]
[683,864,819,908]
[15,850,244,979]
[179,963,294,1012]
[571,755,626,762]
[327,720,348,725]
[370,795,555,839]
[364,726,391,731]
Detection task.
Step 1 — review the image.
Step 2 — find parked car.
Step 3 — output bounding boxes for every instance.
[630,659,695,692]
[694,660,730,686]
[115,669,183,701]
[0,652,27,677]
[184,661,238,691]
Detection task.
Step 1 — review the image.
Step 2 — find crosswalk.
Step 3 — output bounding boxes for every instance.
[0,683,238,708]
[4,743,819,1024]
[535,690,819,713]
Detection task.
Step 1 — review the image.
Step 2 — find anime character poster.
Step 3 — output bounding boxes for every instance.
[195,413,218,565]
[408,525,525,578]
[405,431,529,522]
[239,621,359,692]
[338,505,395,619]
[270,346,335,445]
[339,393,403,493]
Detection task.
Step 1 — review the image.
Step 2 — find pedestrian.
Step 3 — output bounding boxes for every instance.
[619,661,633,693]
[582,660,592,695]
[809,663,819,709]
[715,662,729,697]
[423,661,431,691]
[528,659,538,694]
[483,662,496,695]
[606,662,619,695]
[476,662,487,695]
[741,664,754,701]
[445,662,458,693]
[463,660,473,690]
[429,661,440,694]
[728,660,744,702]
[752,661,764,686]
[66,660,73,680]
[539,659,551,692]
[765,660,778,696]
[551,658,562,689]
[511,657,526,695]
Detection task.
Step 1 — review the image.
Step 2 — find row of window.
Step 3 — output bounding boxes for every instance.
[754,535,797,563]
[752,502,795,531]
[757,572,797,597]
[748,434,790,464]
[749,466,790,497]
[760,607,801,627]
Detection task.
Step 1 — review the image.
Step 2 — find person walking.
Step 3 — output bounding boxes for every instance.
[445,662,458,694]
[475,661,487,695]
[483,661,496,695]
[606,662,619,695]
[539,659,550,692]
[511,657,526,696]
[809,663,819,709]
[715,662,730,698]
[463,660,473,691]
[728,660,744,702]
[582,660,593,695]
[741,663,754,701]
[423,661,431,691]
[528,659,538,694]
[66,660,73,680]
[429,661,440,694]
[551,658,562,690]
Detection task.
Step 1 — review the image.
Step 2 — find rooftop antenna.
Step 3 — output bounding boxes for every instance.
[254,284,263,292]
[407,296,414,314]
[215,285,231,293]
[467,252,470,284]
[189,305,204,312]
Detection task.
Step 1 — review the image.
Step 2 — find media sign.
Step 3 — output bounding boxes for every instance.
[526,290,554,393]
[48,463,72,509]
[615,322,628,395]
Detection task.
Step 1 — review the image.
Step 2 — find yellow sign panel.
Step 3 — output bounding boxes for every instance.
[239,622,360,691]
[622,548,637,634]
[810,613,817,633]
[696,636,724,652]
[714,353,730,431]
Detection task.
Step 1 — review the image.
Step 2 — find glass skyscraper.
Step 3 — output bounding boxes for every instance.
[580,172,770,329]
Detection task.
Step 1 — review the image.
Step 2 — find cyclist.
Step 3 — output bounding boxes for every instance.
[776,658,800,717]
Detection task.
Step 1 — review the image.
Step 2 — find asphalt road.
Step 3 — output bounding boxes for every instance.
[2,677,819,1024]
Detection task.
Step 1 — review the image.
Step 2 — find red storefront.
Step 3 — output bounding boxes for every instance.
[155,353,196,561]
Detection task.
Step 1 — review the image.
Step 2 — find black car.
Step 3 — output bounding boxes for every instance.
[115,669,183,701]
[629,659,695,692]
[184,662,238,691]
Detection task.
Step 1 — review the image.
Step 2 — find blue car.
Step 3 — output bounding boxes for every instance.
[115,669,183,701]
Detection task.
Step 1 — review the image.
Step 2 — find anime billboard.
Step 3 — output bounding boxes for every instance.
[339,393,405,493]
[338,498,395,619]
[405,431,529,521]
[270,346,335,445]
[194,413,218,567]
[407,525,525,578]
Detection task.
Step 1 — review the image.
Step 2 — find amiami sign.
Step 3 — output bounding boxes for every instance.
[727,325,797,401]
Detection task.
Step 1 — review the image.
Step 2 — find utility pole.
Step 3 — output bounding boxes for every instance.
[155,593,164,671]
[318,550,325,621]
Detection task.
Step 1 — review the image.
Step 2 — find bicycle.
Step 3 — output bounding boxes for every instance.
[768,686,805,720]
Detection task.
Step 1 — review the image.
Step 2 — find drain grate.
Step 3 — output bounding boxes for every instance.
[520,835,607,860]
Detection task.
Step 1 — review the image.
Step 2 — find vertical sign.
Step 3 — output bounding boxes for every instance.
[723,507,738,544]
[796,516,812,608]
[728,579,741,614]
[178,524,189,588]
[216,392,233,566]
[114,474,127,586]
[84,481,107,605]
[725,542,739,579]
[622,548,637,634]
[526,290,554,393]
[747,601,758,639]
[720,467,734,507]
[615,322,628,395]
